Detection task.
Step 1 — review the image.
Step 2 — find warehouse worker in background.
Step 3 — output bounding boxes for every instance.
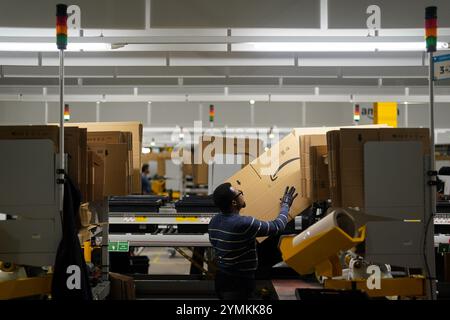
[209,183,298,300]
[141,164,151,195]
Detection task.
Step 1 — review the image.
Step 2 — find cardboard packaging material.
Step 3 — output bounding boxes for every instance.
[87,150,105,202]
[226,132,310,227]
[88,131,133,193]
[327,130,342,207]
[181,148,194,176]
[109,272,136,300]
[79,203,92,227]
[311,146,330,201]
[66,122,142,194]
[194,136,263,185]
[0,125,59,150]
[193,162,208,185]
[88,143,128,196]
[78,225,96,244]
[0,125,89,200]
[65,127,88,201]
[223,126,389,242]
[299,134,327,199]
[327,127,430,209]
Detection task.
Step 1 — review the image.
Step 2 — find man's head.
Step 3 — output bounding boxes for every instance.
[212,182,246,214]
[142,163,150,175]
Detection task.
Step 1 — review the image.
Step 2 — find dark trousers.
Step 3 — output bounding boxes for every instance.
[214,271,256,300]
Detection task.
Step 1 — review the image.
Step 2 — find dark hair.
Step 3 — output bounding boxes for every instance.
[142,163,149,173]
[213,182,235,213]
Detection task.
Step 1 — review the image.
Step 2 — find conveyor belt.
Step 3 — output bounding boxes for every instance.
[175,195,219,213]
[108,233,210,247]
[108,195,168,213]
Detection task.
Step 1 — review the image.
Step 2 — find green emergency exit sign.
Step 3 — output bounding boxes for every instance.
[108,241,129,252]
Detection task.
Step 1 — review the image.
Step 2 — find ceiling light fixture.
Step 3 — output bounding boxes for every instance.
[0,42,111,52]
[247,41,449,52]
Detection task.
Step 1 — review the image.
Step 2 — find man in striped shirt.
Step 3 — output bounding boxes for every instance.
[209,182,298,300]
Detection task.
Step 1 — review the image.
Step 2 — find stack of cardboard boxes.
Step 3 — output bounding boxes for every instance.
[87,131,133,197]
[67,122,143,194]
[0,122,143,203]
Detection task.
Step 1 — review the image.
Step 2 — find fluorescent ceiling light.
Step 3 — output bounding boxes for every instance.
[0,42,111,52]
[244,42,449,52]
[142,147,151,154]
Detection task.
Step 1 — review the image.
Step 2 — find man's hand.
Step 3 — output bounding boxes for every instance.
[280,186,298,208]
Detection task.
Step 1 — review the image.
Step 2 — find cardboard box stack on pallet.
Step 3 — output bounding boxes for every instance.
[327,127,431,209]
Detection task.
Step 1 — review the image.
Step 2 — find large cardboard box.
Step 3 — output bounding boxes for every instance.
[0,125,59,151]
[181,148,194,176]
[88,131,133,194]
[87,150,105,202]
[65,127,88,201]
[88,143,128,196]
[67,122,143,194]
[327,130,341,207]
[378,128,430,155]
[299,134,327,199]
[339,129,380,209]
[226,132,310,225]
[311,146,330,201]
[328,128,430,209]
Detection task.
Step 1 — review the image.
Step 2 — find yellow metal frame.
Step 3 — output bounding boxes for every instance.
[324,276,426,298]
[279,226,365,276]
[0,275,52,300]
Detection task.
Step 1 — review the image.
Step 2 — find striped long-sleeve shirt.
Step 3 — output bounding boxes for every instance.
[208,204,289,278]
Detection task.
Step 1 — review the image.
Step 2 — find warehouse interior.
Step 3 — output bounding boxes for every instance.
[0,0,450,301]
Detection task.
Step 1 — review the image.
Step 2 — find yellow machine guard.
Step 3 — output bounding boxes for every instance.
[279,226,366,276]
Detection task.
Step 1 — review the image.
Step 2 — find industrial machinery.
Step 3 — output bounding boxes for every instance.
[280,141,437,299]
[107,195,218,275]
[0,139,110,300]
[105,195,221,298]
[0,139,61,299]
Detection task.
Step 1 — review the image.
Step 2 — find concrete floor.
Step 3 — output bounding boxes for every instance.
[140,247,192,275]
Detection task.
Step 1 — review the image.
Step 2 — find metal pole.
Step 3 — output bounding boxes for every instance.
[428,51,437,300]
[429,53,435,167]
[59,49,65,211]
[429,51,436,224]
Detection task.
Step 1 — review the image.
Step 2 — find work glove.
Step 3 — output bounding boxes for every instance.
[280,186,298,208]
